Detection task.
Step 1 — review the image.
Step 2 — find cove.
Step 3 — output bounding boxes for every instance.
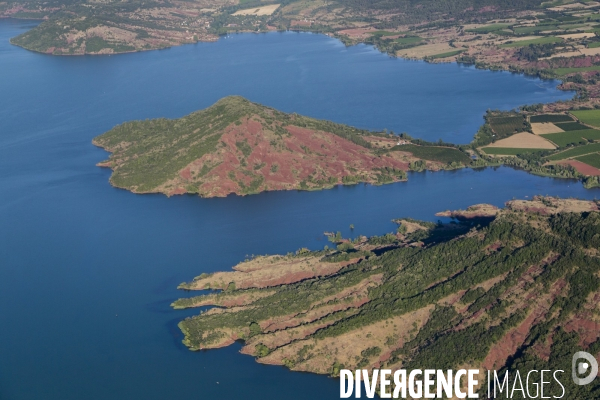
[0,19,595,400]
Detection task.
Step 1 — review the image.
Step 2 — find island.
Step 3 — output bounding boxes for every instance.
[173,196,600,396]
[93,96,474,197]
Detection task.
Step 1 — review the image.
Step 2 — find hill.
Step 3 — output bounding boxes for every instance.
[93,96,471,197]
[174,197,600,397]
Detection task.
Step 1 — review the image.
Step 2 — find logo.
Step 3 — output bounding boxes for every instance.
[572,351,598,386]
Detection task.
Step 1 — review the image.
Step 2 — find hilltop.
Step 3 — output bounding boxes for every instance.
[174,196,600,397]
[93,96,473,197]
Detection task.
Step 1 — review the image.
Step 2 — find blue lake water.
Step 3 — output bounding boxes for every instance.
[0,18,597,400]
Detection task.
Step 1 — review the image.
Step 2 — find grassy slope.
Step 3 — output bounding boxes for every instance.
[174,198,600,398]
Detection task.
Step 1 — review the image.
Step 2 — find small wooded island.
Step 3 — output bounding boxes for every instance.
[93,96,474,197]
[173,197,600,397]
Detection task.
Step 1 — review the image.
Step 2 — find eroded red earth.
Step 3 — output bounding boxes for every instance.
[161,116,409,197]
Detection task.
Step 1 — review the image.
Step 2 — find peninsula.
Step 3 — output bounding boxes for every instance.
[94,96,600,197]
[93,96,473,197]
[174,196,600,397]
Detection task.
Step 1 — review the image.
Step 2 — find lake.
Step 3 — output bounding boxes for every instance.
[0,19,596,400]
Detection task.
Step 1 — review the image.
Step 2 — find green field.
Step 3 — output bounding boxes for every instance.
[500,36,563,48]
[512,25,559,35]
[395,36,425,45]
[554,121,591,131]
[541,129,600,147]
[553,66,600,76]
[575,153,600,169]
[371,30,407,37]
[481,147,548,155]
[588,41,600,48]
[572,109,600,128]
[466,23,511,34]
[428,49,465,59]
[546,143,600,160]
[392,144,471,164]
[488,115,527,136]
[530,114,574,123]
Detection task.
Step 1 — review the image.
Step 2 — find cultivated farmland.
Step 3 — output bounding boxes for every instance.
[488,115,528,136]
[531,123,564,135]
[541,129,600,147]
[485,132,556,149]
[553,122,590,131]
[575,153,600,169]
[546,143,600,161]
[390,145,471,164]
[572,110,600,128]
[481,147,548,155]
[529,114,574,123]
[500,36,563,48]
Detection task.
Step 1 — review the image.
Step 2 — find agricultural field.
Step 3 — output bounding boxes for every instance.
[487,115,528,136]
[553,121,591,131]
[428,50,465,59]
[572,109,600,128]
[485,132,556,149]
[546,142,600,161]
[529,114,574,123]
[394,36,425,46]
[553,66,600,76]
[481,147,548,155]
[541,129,600,147]
[371,31,404,37]
[530,122,564,135]
[575,153,600,169]
[466,23,511,34]
[390,144,471,164]
[500,36,563,48]
[232,4,281,16]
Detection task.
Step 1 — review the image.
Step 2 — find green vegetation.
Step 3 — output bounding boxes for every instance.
[482,147,548,155]
[394,36,425,46]
[427,49,465,59]
[546,142,600,160]
[575,152,600,168]
[466,23,511,34]
[487,114,529,136]
[174,197,600,399]
[500,36,562,48]
[541,129,600,147]
[553,121,590,131]
[388,144,472,164]
[553,66,600,76]
[530,114,574,123]
[572,109,600,128]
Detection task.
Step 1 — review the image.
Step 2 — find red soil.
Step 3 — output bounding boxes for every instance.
[482,279,566,371]
[173,116,409,197]
[557,160,600,176]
